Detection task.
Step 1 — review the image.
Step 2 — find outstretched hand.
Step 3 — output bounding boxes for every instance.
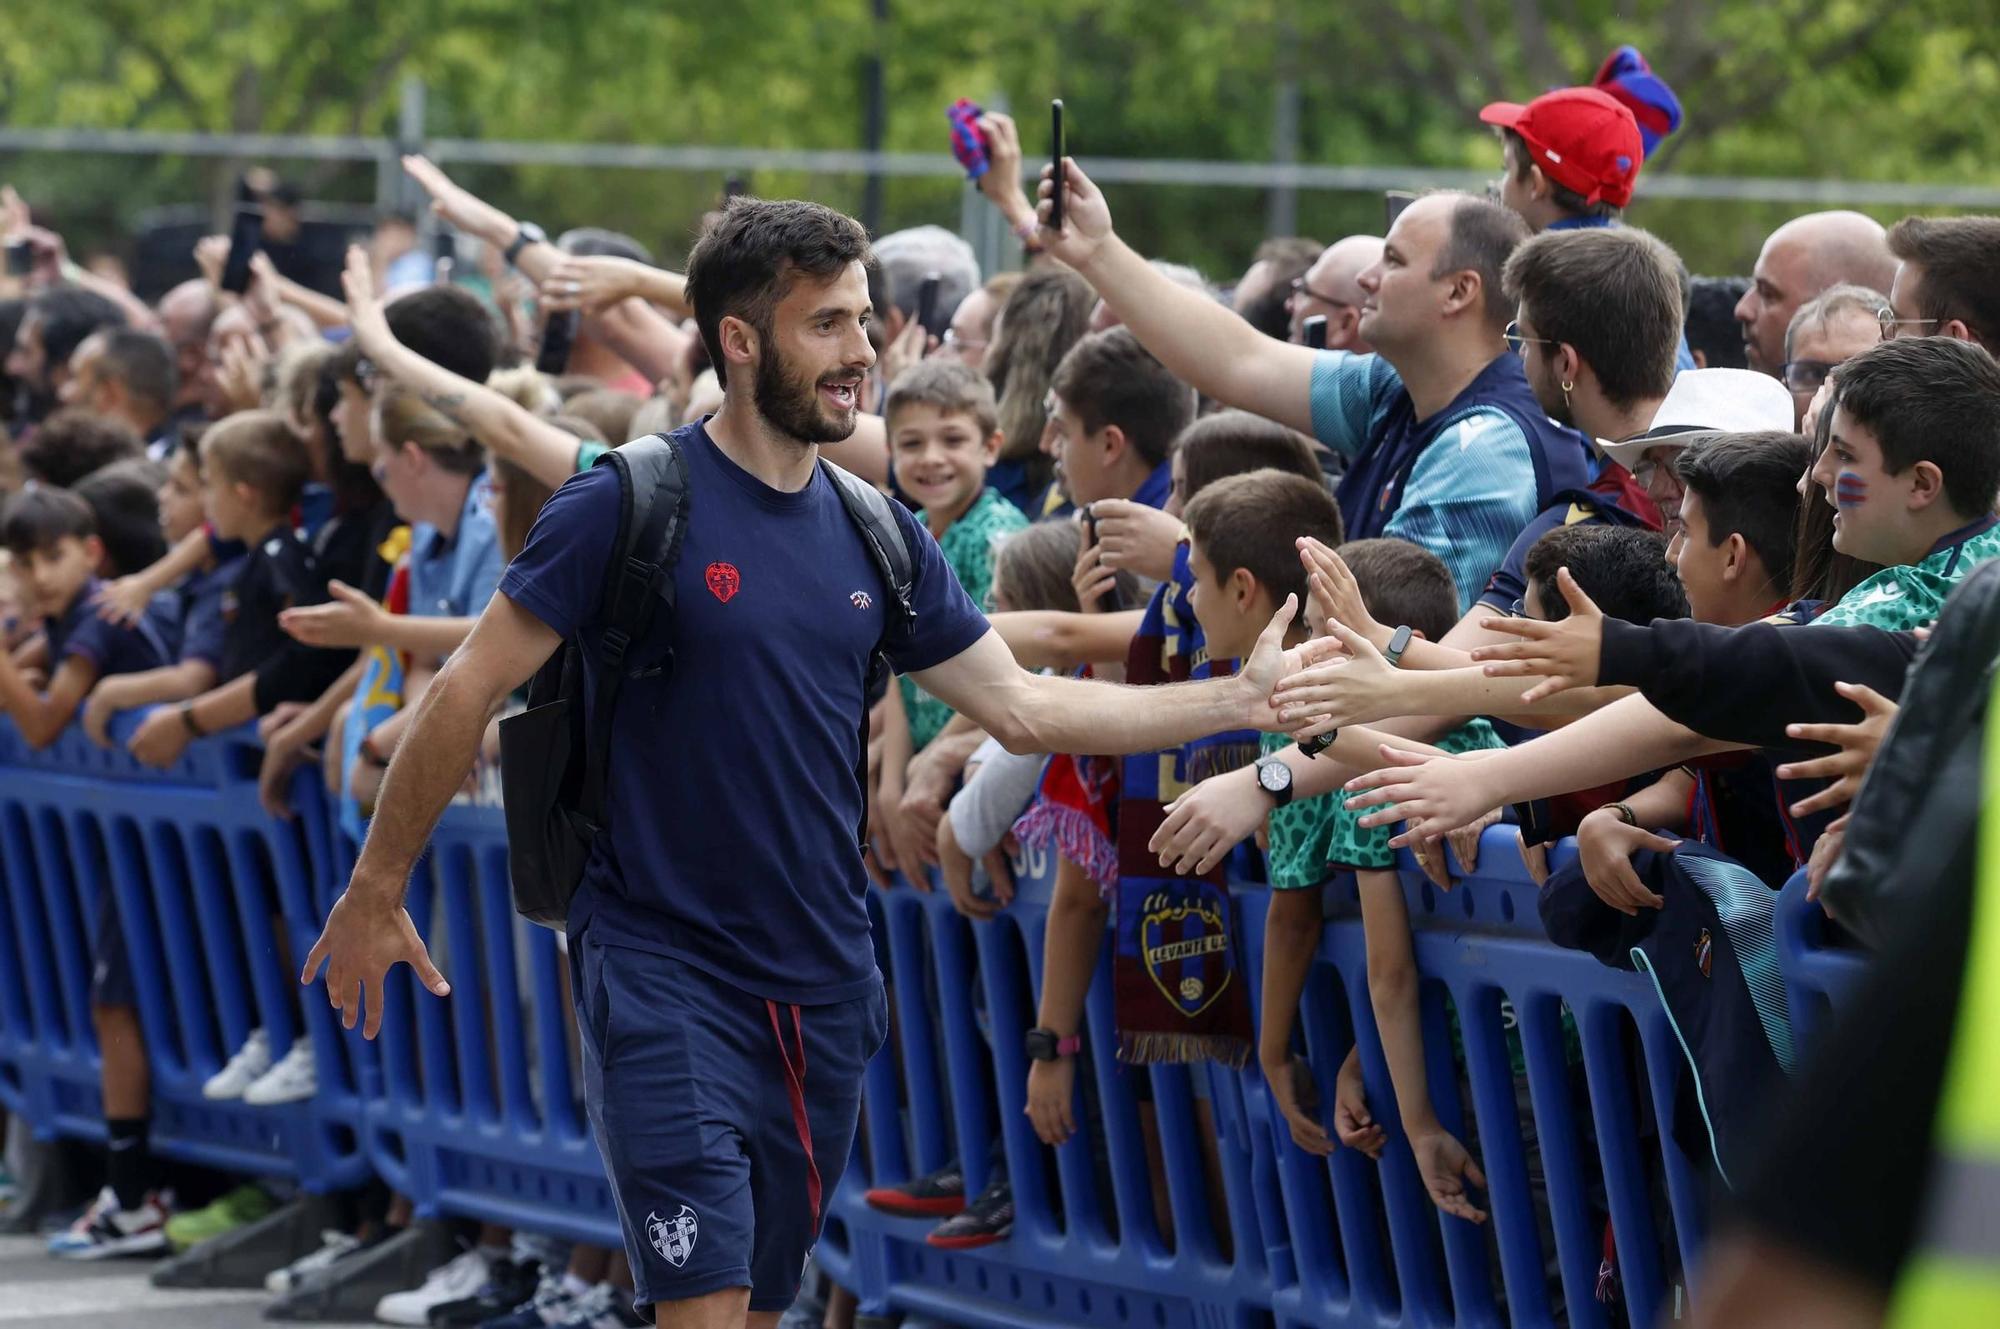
[1272,618,1395,733]
[340,246,397,362]
[1776,681,1899,818]
[402,155,515,246]
[1344,745,1501,847]
[1299,539,1389,648]
[1034,157,1113,271]
[301,886,450,1041]
[1235,594,1302,728]
[1410,1129,1488,1224]
[280,579,391,650]
[1467,567,1605,702]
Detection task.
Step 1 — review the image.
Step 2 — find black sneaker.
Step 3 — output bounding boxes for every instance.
[864,1160,966,1219]
[429,1257,542,1327]
[925,1178,1011,1249]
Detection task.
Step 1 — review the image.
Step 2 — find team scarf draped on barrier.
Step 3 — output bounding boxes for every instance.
[1015,545,1259,1066]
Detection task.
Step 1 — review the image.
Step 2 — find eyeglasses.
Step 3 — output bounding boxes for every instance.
[1504,321,1556,358]
[1289,277,1353,311]
[1879,309,1944,339]
[1781,359,1839,393]
[355,356,381,392]
[941,329,987,353]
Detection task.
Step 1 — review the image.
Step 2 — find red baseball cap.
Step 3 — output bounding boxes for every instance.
[1480,87,1643,209]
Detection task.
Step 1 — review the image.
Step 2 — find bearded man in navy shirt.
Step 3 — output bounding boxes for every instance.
[304,198,1306,1329]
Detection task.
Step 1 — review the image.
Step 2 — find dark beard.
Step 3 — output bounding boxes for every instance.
[752,345,857,447]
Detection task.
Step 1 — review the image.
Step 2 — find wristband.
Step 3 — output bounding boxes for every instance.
[178,702,205,738]
[1383,624,1415,668]
[1299,729,1339,759]
[1608,801,1638,827]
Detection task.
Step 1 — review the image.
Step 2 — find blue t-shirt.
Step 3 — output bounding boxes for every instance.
[167,554,247,668]
[47,579,169,680]
[500,423,990,1004]
[407,471,503,623]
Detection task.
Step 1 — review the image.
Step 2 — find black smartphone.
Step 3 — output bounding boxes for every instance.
[219,207,263,295]
[1081,503,1118,611]
[1303,315,1328,350]
[432,228,456,285]
[536,309,578,376]
[1050,99,1067,232]
[1384,189,1417,232]
[4,240,31,278]
[915,272,942,339]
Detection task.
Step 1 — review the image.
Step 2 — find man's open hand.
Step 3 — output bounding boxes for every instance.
[301,886,450,1040]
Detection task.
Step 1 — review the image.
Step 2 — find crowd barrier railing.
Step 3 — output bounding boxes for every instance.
[0,729,1864,1327]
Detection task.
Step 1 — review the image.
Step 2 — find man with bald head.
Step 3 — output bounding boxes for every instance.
[1038,166,1592,613]
[1286,234,1384,350]
[1734,211,1897,376]
[154,278,217,426]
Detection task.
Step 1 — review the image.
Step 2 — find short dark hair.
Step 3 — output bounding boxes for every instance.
[1503,227,1683,406]
[1335,538,1460,643]
[1176,410,1323,502]
[200,410,311,513]
[384,285,500,385]
[30,288,127,371]
[884,359,999,438]
[1238,236,1323,340]
[558,227,654,265]
[1050,328,1194,469]
[1831,335,2000,519]
[1887,215,2000,356]
[1674,431,1811,594]
[19,409,143,488]
[1526,524,1687,624]
[87,328,178,415]
[1183,469,1345,631]
[73,460,168,577]
[1686,276,1752,370]
[1502,130,1620,222]
[1,484,96,559]
[1434,197,1532,334]
[684,198,874,388]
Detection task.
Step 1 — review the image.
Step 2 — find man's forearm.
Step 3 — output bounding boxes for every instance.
[1014,671,1250,756]
[349,654,497,898]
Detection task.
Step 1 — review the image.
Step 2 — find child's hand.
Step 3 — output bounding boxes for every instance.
[93,577,154,627]
[1026,1055,1078,1146]
[1262,1053,1333,1156]
[1468,567,1606,702]
[127,707,191,769]
[1298,540,1391,651]
[1152,765,1269,877]
[1272,619,1397,733]
[1515,828,1550,886]
[1345,746,1499,848]
[258,701,307,743]
[1777,681,1899,818]
[1088,500,1181,583]
[1332,1049,1386,1159]
[1409,1128,1488,1224]
[279,581,391,650]
[937,816,999,920]
[81,690,119,748]
[1576,807,1676,915]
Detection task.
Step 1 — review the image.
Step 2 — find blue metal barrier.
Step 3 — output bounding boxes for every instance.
[0,727,1873,1328]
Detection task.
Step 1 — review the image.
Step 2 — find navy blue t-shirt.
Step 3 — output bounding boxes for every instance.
[47,578,169,680]
[164,554,247,669]
[500,423,990,1004]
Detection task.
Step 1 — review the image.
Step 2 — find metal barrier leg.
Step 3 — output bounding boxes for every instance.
[263,1218,458,1323]
[151,1191,342,1290]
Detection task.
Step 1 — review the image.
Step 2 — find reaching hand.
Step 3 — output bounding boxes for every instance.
[1806,812,1848,903]
[1467,567,1604,702]
[1272,619,1396,732]
[1298,539,1390,648]
[539,255,651,315]
[1410,1128,1488,1223]
[300,884,451,1040]
[1344,746,1500,847]
[193,234,230,290]
[878,315,932,388]
[1034,157,1114,271]
[1071,515,1119,612]
[126,706,192,770]
[1332,1049,1386,1158]
[1776,681,1899,818]
[93,576,155,627]
[1089,499,1182,583]
[1574,808,1678,915]
[402,155,516,247]
[1026,1055,1078,1146]
[340,245,398,363]
[279,580,391,650]
[1263,1053,1333,1156]
[1235,595,1303,729]
[1151,765,1270,877]
[973,112,1034,228]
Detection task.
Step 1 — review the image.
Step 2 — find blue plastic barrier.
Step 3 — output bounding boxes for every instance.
[0,726,1873,1328]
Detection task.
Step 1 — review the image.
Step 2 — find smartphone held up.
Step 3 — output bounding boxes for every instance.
[1049,99,1067,232]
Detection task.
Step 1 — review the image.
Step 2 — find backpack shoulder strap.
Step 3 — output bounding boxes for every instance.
[581,433,691,825]
[822,459,915,628]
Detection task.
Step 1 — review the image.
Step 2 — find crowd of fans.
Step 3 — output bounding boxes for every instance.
[0,42,1989,1329]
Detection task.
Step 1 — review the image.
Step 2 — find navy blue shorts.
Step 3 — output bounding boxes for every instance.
[571,929,887,1316]
[90,888,135,1008]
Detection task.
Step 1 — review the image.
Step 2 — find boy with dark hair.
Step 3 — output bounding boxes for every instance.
[1671,431,1811,625]
[1482,87,1643,230]
[1523,524,1688,625]
[74,459,169,578]
[18,408,143,488]
[0,485,177,1258]
[1046,327,1193,509]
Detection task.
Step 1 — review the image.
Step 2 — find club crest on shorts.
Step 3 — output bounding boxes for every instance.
[647,1205,698,1267]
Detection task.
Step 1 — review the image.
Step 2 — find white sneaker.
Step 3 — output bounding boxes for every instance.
[244,1037,316,1106]
[374,1247,493,1326]
[266,1227,364,1293]
[203,1028,272,1101]
[48,1185,173,1259]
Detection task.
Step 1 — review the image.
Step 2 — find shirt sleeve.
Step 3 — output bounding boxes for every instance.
[882,503,991,675]
[1479,506,1571,613]
[498,464,623,638]
[459,519,506,618]
[1384,409,1541,615]
[948,747,1050,856]
[574,440,612,472]
[57,617,112,671]
[1306,351,1397,460]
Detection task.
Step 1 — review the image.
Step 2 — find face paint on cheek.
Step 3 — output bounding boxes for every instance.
[1835,472,1869,509]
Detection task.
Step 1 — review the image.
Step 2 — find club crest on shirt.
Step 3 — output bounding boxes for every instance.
[850,590,873,610]
[705,562,741,604]
[647,1205,698,1267]
[1694,928,1713,979]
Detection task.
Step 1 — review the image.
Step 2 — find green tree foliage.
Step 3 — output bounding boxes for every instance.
[3,0,1997,277]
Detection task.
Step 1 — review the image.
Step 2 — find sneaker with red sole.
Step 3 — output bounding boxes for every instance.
[864,1161,967,1218]
[925,1178,1011,1249]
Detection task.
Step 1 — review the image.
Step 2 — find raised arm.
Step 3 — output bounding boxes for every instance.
[402,155,564,285]
[342,246,584,490]
[1034,158,1318,435]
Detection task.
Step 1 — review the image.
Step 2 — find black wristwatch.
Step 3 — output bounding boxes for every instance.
[504,221,548,268]
[1300,729,1339,759]
[1025,1028,1082,1061]
[1254,754,1294,806]
[1383,623,1415,668]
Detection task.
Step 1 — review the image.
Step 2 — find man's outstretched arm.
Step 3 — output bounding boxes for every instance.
[301,593,560,1038]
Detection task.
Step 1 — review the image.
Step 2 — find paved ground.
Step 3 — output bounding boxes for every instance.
[0,1234,377,1328]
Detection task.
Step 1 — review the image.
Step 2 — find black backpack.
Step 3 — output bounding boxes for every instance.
[498,432,915,929]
